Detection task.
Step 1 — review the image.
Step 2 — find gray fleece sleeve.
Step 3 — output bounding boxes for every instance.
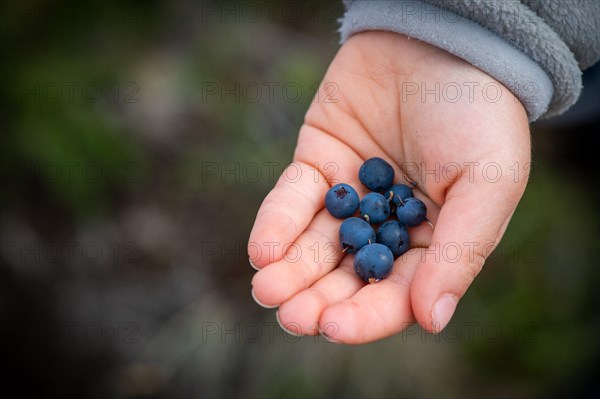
[339,0,600,122]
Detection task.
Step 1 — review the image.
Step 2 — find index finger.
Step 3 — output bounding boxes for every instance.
[248,161,328,268]
[247,126,364,268]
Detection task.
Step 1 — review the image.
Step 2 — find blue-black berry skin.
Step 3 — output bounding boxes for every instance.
[354,243,394,283]
[339,217,376,255]
[396,197,427,227]
[359,192,390,224]
[325,183,360,219]
[376,220,410,258]
[386,184,414,206]
[359,157,395,192]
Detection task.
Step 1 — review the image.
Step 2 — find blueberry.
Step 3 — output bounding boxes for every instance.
[386,184,414,206]
[325,183,360,219]
[359,157,395,192]
[339,217,376,255]
[396,197,427,227]
[359,192,390,224]
[376,220,410,258]
[354,243,394,283]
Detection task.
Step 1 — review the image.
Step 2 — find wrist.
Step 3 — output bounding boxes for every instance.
[339,0,553,121]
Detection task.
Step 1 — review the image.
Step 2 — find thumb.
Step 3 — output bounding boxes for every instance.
[410,171,527,333]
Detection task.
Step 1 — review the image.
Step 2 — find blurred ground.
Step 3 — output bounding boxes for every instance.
[1,1,599,398]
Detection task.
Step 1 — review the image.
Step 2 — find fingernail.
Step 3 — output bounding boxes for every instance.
[249,258,259,271]
[318,324,339,343]
[275,311,302,337]
[431,294,458,333]
[251,288,278,309]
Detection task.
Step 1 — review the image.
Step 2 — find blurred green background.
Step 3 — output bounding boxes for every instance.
[1,1,599,398]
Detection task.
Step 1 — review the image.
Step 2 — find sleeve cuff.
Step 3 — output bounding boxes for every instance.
[339,0,554,122]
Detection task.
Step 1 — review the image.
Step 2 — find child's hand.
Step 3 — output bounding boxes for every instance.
[248,31,531,344]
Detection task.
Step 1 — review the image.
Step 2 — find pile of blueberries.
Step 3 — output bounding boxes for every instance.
[325,157,428,284]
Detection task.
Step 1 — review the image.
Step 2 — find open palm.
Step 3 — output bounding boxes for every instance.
[248,32,531,344]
